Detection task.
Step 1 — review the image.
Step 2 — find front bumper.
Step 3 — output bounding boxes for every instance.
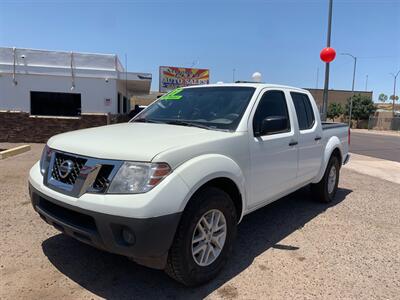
[29,183,181,269]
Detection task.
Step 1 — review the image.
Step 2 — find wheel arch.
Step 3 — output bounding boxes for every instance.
[188,177,243,223]
[175,154,247,222]
[312,136,344,184]
[331,147,342,165]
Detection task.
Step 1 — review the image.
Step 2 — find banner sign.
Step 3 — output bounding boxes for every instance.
[159,66,210,92]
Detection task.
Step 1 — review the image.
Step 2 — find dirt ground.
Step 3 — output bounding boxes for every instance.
[1,144,399,299]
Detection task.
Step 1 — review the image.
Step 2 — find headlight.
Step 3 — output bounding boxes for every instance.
[39,145,51,175]
[107,162,171,194]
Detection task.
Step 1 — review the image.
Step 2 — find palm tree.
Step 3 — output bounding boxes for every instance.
[378,93,388,103]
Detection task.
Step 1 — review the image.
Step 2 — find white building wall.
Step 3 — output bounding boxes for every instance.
[0,47,122,72]
[0,47,151,115]
[0,73,119,114]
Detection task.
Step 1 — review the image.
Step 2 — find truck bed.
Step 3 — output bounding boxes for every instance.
[322,122,348,130]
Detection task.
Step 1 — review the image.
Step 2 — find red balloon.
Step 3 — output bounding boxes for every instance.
[320,47,336,63]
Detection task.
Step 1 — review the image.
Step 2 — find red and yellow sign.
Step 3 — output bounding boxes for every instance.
[159,66,210,92]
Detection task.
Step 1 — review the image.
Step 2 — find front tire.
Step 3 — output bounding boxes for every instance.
[165,187,237,286]
[311,155,340,203]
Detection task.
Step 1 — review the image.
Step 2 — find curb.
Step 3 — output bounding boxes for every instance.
[344,152,400,185]
[351,129,400,137]
[0,145,31,159]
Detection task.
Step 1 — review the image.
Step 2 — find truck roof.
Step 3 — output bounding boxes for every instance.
[184,82,308,93]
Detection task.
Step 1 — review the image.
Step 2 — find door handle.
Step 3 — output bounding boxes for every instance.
[314,136,322,141]
[289,141,298,146]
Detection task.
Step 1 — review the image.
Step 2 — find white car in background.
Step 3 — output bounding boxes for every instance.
[29,83,349,286]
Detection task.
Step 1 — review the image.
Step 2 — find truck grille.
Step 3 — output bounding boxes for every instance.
[44,150,122,197]
[92,165,114,192]
[51,153,87,185]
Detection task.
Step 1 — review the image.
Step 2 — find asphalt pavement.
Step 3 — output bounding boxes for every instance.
[350,131,400,162]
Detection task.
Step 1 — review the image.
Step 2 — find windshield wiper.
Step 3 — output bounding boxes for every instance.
[165,120,211,130]
[133,118,162,124]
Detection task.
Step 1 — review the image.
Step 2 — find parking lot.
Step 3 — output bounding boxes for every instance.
[1,143,399,299]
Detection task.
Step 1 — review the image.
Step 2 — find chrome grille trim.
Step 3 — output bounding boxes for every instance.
[90,164,114,193]
[43,149,123,198]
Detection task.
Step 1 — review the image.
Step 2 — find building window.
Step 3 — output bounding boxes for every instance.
[123,96,128,113]
[30,91,81,117]
[117,93,121,114]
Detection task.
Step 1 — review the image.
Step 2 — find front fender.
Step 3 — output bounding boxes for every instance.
[312,136,343,183]
[174,154,247,221]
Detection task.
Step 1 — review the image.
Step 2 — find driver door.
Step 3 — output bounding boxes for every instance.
[248,89,299,208]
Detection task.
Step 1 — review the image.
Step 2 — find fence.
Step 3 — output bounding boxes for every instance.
[368,116,400,131]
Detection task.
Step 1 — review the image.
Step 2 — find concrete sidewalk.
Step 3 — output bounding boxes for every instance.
[344,152,400,184]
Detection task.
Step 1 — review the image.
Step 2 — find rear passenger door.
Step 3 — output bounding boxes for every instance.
[290,92,323,181]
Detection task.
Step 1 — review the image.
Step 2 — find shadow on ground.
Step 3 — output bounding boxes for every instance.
[42,187,351,299]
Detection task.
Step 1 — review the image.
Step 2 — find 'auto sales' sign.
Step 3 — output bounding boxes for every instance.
[159,66,210,92]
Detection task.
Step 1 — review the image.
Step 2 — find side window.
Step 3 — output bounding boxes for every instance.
[291,92,315,130]
[303,94,315,127]
[253,90,291,136]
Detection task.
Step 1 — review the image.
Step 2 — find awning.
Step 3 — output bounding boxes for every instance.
[118,72,152,95]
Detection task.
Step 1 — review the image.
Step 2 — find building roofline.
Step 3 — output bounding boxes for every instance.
[1,46,117,57]
[304,87,373,93]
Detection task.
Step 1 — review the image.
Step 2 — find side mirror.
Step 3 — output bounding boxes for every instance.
[256,115,288,136]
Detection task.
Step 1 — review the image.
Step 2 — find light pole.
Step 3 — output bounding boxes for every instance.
[341,53,357,127]
[390,70,400,115]
[321,0,334,121]
[233,68,236,82]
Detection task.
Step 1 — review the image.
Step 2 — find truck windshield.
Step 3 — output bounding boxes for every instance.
[131,86,255,131]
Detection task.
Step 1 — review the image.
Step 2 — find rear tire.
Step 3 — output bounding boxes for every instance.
[311,155,340,203]
[165,187,237,286]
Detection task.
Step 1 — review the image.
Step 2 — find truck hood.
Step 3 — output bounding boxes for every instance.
[47,122,231,162]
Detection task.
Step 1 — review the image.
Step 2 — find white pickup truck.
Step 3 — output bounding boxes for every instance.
[29,83,350,286]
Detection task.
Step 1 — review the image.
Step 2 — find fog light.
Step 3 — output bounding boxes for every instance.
[121,227,135,245]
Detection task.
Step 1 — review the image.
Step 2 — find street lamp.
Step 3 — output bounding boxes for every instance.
[390,70,400,115]
[341,53,357,127]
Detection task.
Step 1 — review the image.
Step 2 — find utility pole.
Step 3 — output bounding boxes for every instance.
[341,53,357,127]
[125,53,128,113]
[233,68,236,82]
[321,0,334,120]
[390,70,400,115]
[365,74,368,91]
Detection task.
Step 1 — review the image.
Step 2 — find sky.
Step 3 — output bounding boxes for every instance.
[0,0,399,100]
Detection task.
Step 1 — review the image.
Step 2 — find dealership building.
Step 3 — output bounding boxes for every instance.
[0,47,152,142]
